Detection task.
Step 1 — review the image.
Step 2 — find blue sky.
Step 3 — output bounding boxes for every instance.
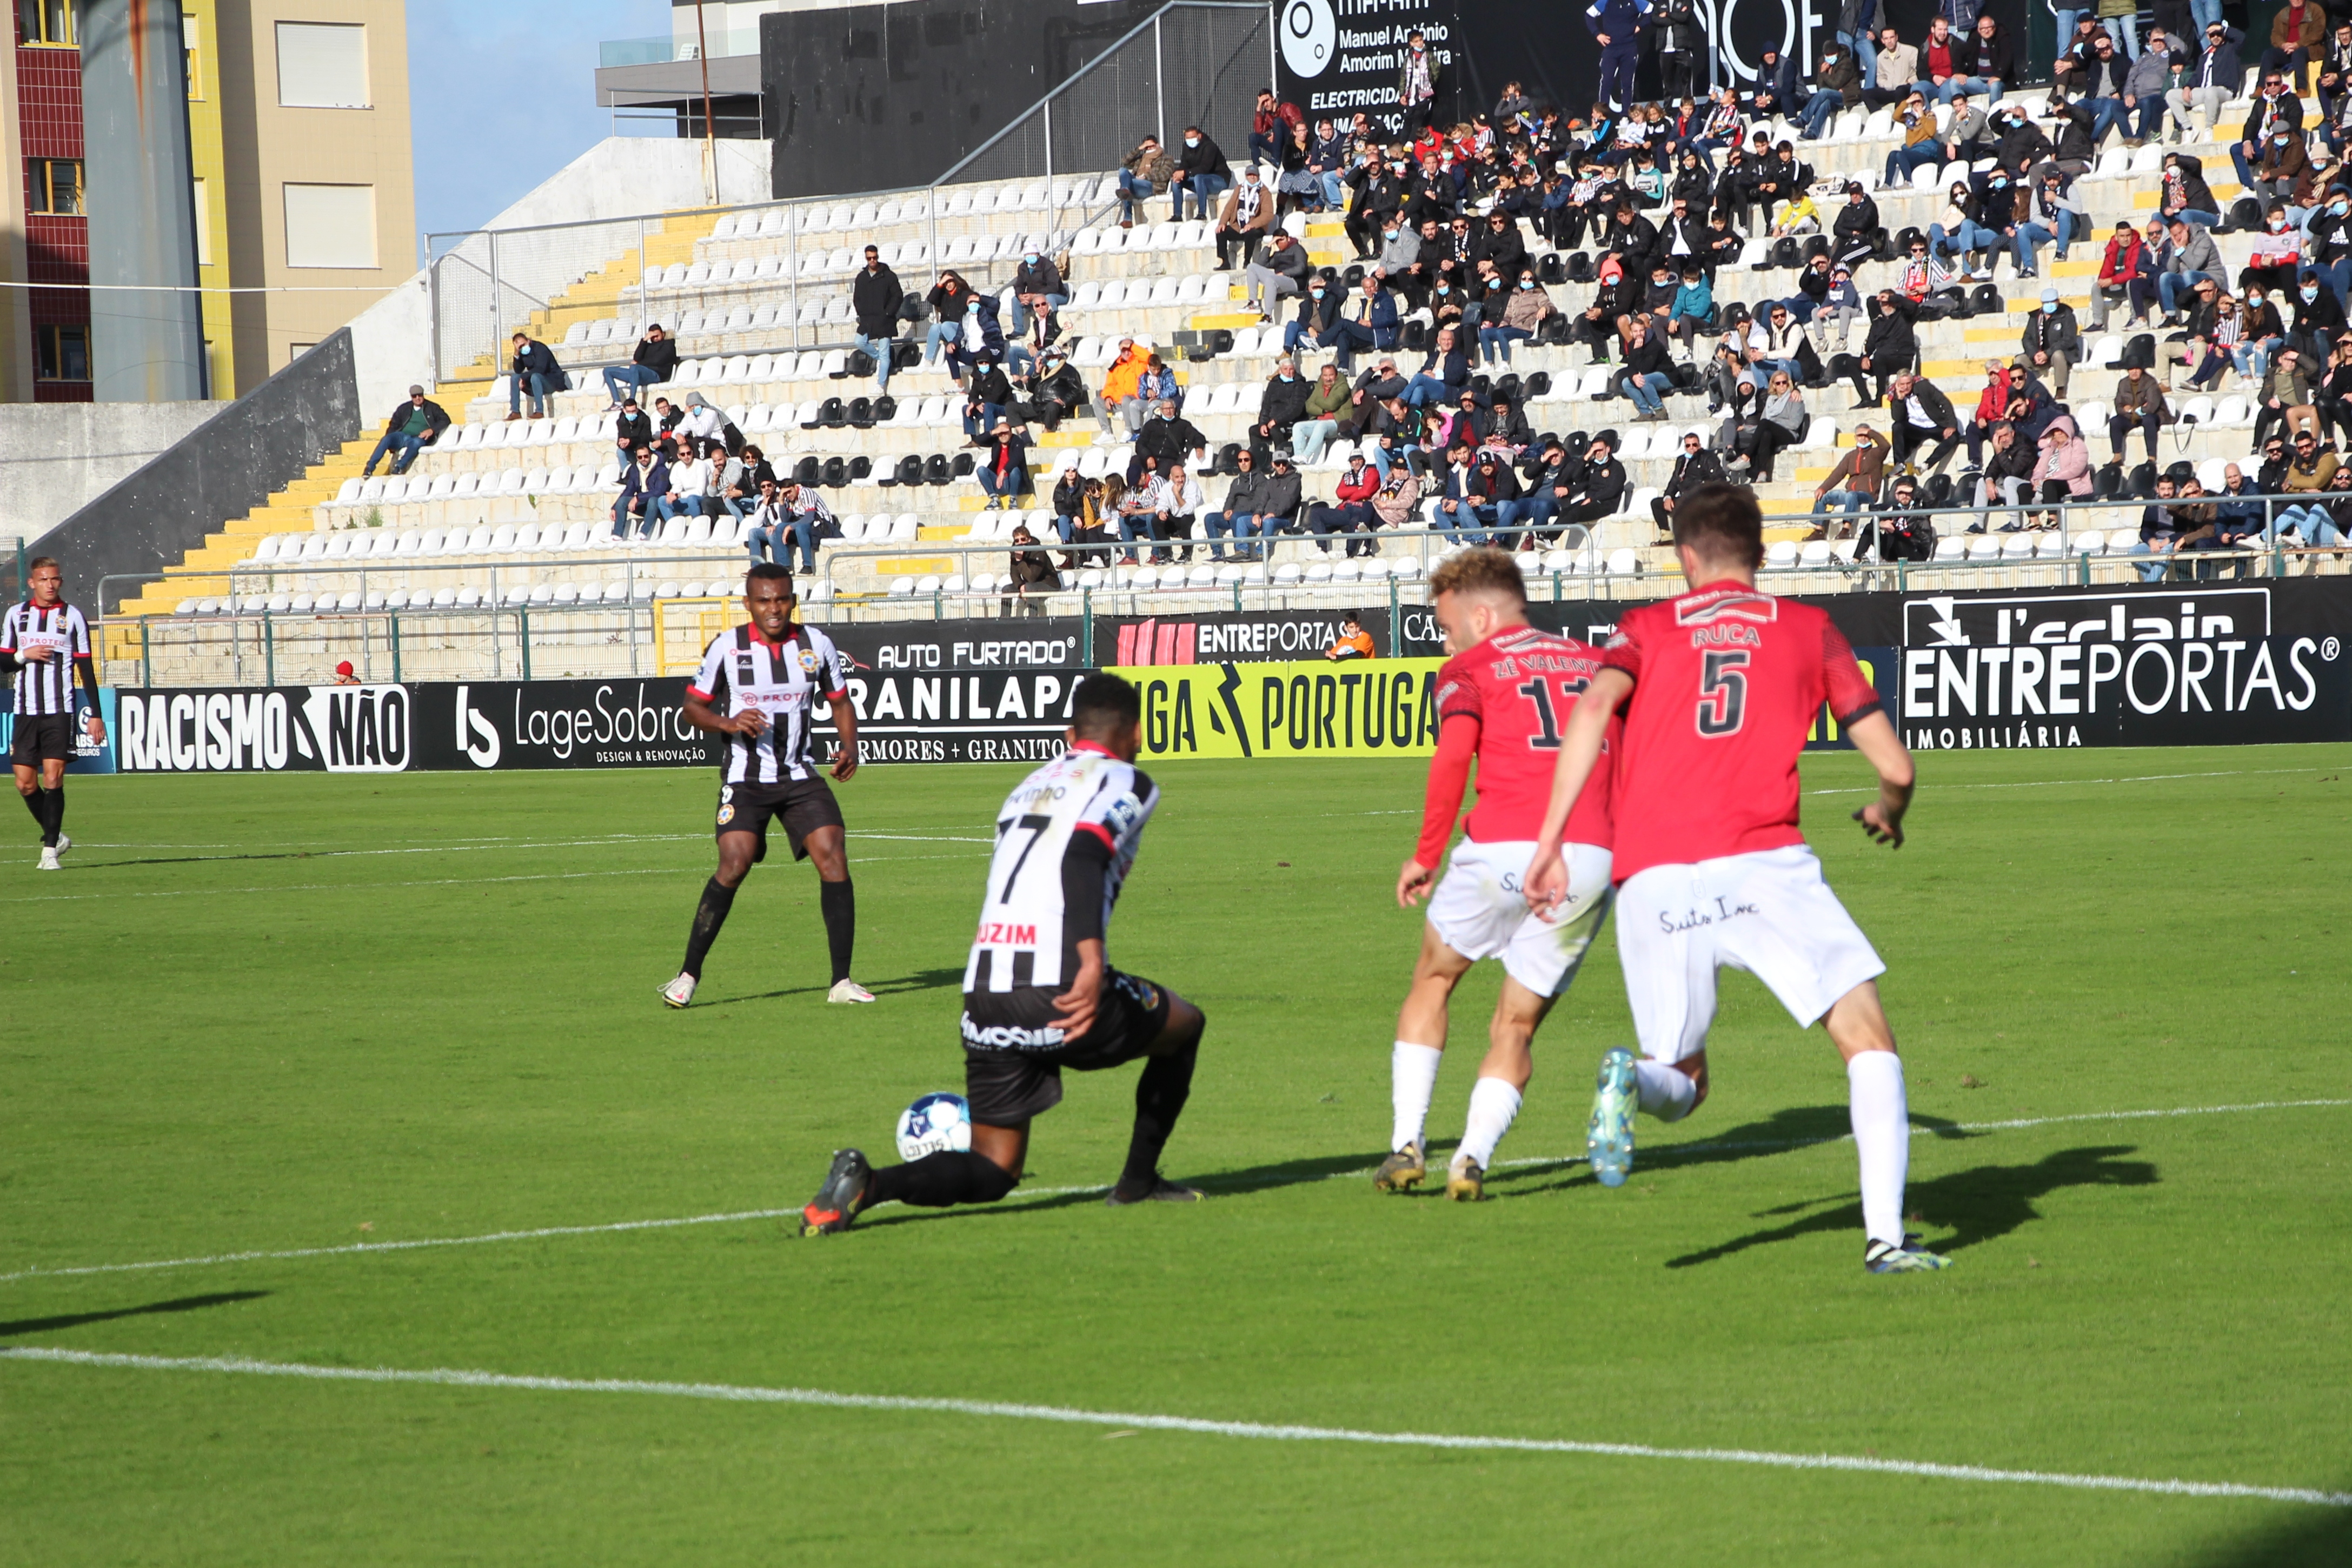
[404,0,673,244]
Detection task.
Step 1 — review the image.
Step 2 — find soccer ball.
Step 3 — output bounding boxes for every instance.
[895,1092,972,1161]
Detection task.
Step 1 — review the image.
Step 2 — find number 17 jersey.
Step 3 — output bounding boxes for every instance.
[1601,582,1884,883]
[964,742,1160,995]
[1433,624,1617,850]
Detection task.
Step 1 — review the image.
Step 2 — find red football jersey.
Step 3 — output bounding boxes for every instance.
[1418,624,1616,865]
[1600,582,1883,883]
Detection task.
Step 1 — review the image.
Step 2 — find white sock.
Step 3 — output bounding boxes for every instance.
[1848,1051,1910,1249]
[1456,1077,1523,1170]
[1635,1058,1697,1121]
[1391,1041,1443,1152]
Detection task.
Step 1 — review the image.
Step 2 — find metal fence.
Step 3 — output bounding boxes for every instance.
[423,1,1272,390]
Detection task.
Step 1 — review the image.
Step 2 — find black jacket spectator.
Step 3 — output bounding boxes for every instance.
[511,337,563,384]
[630,331,679,384]
[1014,255,1065,298]
[852,261,904,338]
[614,407,653,452]
[1863,307,1919,371]
[1957,22,2015,79]
[1259,370,1312,430]
[382,395,449,442]
[1135,410,1208,465]
[1177,132,1232,183]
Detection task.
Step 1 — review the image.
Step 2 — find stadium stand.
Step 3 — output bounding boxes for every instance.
[104,47,2352,683]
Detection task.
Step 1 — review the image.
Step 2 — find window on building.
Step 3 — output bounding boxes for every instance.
[27,159,82,215]
[192,177,210,264]
[18,0,73,46]
[183,9,202,98]
[282,182,376,268]
[275,22,368,108]
[37,324,89,381]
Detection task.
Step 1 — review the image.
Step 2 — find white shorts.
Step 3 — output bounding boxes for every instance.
[1615,845,1885,1062]
[1427,839,1614,999]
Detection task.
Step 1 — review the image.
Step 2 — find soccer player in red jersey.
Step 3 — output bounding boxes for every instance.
[1524,485,1949,1272]
[1379,548,1620,1201]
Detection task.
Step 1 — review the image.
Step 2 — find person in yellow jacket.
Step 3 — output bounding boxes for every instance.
[1095,338,1147,442]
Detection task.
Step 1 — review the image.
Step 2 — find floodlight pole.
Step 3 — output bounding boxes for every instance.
[696,1,717,205]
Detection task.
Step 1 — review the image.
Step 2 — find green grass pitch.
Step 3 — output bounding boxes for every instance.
[1,745,2347,1565]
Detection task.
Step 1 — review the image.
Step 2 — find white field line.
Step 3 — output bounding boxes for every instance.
[26,829,989,861]
[1805,765,2342,796]
[3,1098,2340,1288]
[3,1347,2343,1509]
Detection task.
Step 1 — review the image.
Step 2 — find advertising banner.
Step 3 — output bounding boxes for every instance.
[114,685,412,773]
[1275,0,1460,142]
[1109,652,1897,762]
[0,690,116,774]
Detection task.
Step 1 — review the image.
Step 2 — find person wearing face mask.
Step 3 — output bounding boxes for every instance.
[2303,192,2352,307]
[1171,124,1232,223]
[2018,286,2081,398]
[1213,166,1275,273]
[1244,230,1311,320]
[2240,203,2304,302]
[2290,275,2350,367]
[1286,273,1343,356]
[1251,357,1312,464]
[2251,125,2313,213]
[1010,245,1066,348]
[1343,153,1404,260]
[2230,81,2301,192]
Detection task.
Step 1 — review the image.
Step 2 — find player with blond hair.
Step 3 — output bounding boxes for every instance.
[1377,547,1618,1201]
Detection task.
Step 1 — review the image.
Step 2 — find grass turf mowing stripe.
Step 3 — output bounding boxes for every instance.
[4,1347,2344,1509]
[5,1098,2340,1286]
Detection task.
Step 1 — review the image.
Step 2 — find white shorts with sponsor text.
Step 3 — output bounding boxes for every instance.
[1615,845,1885,1062]
[1427,838,1614,999]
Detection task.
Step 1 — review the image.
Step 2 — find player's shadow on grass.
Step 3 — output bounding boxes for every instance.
[859,1150,1393,1230]
[0,1290,269,1338]
[702,967,968,1006]
[1490,1105,1965,1195]
[2194,1504,2352,1566]
[1663,1144,2156,1268]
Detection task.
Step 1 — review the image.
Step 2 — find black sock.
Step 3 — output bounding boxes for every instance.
[1119,1037,1199,1193]
[680,877,738,979]
[820,877,855,985]
[867,1150,1016,1209]
[44,783,63,846]
[21,788,44,841]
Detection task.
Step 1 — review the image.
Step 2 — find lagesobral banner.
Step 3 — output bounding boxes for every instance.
[1106,654,1902,762]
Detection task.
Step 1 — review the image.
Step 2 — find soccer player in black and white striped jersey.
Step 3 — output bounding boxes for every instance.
[3,557,104,871]
[800,674,1209,1235]
[663,564,869,1008]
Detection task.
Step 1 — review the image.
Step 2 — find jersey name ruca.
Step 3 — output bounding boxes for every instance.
[964,746,1159,994]
[1602,583,1882,882]
[687,622,848,785]
[1,601,91,717]
[1433,625,1617,848]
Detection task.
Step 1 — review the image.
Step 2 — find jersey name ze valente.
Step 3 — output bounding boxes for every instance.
[964,742,1159,995]
[1601,582,1883,882]
[687,621,848,785]
[1432,624,1617,849]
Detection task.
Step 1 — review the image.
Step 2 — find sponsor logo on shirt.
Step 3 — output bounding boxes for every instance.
[960,1012,1066,1049]
[974,921,1039,946]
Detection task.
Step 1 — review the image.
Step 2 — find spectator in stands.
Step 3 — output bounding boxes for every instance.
[1117,136,1174,227]
[1249,88,1303,169]
[2316,330,2352,442]
[1290,363,1353,466]
[610,445,670,540]
[1367,463,1421,547]
[2270,450,2351,543]
[604,323,676,409]
[944,289,1006,387]
[1343,150,1404,260]
[666,441,710,520]
[962,360,1016,444]
[362,385,449,478]
[1652,428,1726,535]
[2021,285,2081,397]
[2213,466,2269,559]
[1812,422,1886,524]
[1011,244,1065,349]
[1836,0,1879,83]
[1844,291,1917,406]
[1803,43,1861,139]
[1005,523,1061,599]
[1319,276,1401,372]
[1245,229,1309,317]
[1172,125,1233,222]
[922,270,980,375]
[677,391,725,450]
[2160,150,2220,228]
[1148,463,1206,564]
[1401,324,1471,409]
[1616,317,1678,418]
[2050,14,2103,92]
[2028,414,2092,528]
[1436,449,1519,544]
[1885,92,1943,187]
[2281,422,2338,504]
[2155,215,2224,322]
[975,418,1033,509]
[507,332,564,422]
[1861,24,1919,109]
[1478,268,1556,366]
[1977,420,2039,527]
[1254,453,1305,553]
[1137,354,1183,419]
[1094,337,1147,441]
[1025,349,1089,434]
[1308,453,1381,554]
[2266,0,2326,92]
[1829,182,1879,272]
[2088,219,2153,330]
[612,396,653,461]
[1303,118,1350,212]
[2109,363,2174,461]
[1886,369,1961,472]
[2243,209,2304,300]
[702,440,749,521]
[1552,435,1629,535]
[1950,12,2014,103]
[850,245,903,395]
[2130,474,2188,577]
[2169,23,2242,139]
[1398,29,1442,133]
[1286,273,1342,357]
[2185,290,2248,389]
[1749,46,1808,119]
[745,477,789,564]
[1810,263,1865,357]
[1214,165,1274,271]
[1731,369,1805,481]
[2255,345,2319,445]
[2015,171,2088,274]
[1047,466,1087,554]
[1250,358,1312,463]
[1129,398,1208,487]
[652,395,684,442]
[1865,474,1935,559]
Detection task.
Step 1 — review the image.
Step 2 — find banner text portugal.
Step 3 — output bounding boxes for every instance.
[1108,660,1444,760]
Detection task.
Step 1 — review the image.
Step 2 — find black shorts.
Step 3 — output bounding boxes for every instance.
[960,971,1174,1126]
[9,713,75,767]
[714,776,842,863]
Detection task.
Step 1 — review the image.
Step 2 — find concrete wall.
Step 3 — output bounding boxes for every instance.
[0,401,220,546]
[344,135,773,416]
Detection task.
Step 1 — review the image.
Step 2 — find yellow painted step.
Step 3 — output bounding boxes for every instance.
[1190,310,1261,330]
[872,556,953,575]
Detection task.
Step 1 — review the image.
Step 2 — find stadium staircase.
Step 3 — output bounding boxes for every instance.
[110,85,2349,683]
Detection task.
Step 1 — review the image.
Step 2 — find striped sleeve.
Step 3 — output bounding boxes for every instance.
[687,632,728,705]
